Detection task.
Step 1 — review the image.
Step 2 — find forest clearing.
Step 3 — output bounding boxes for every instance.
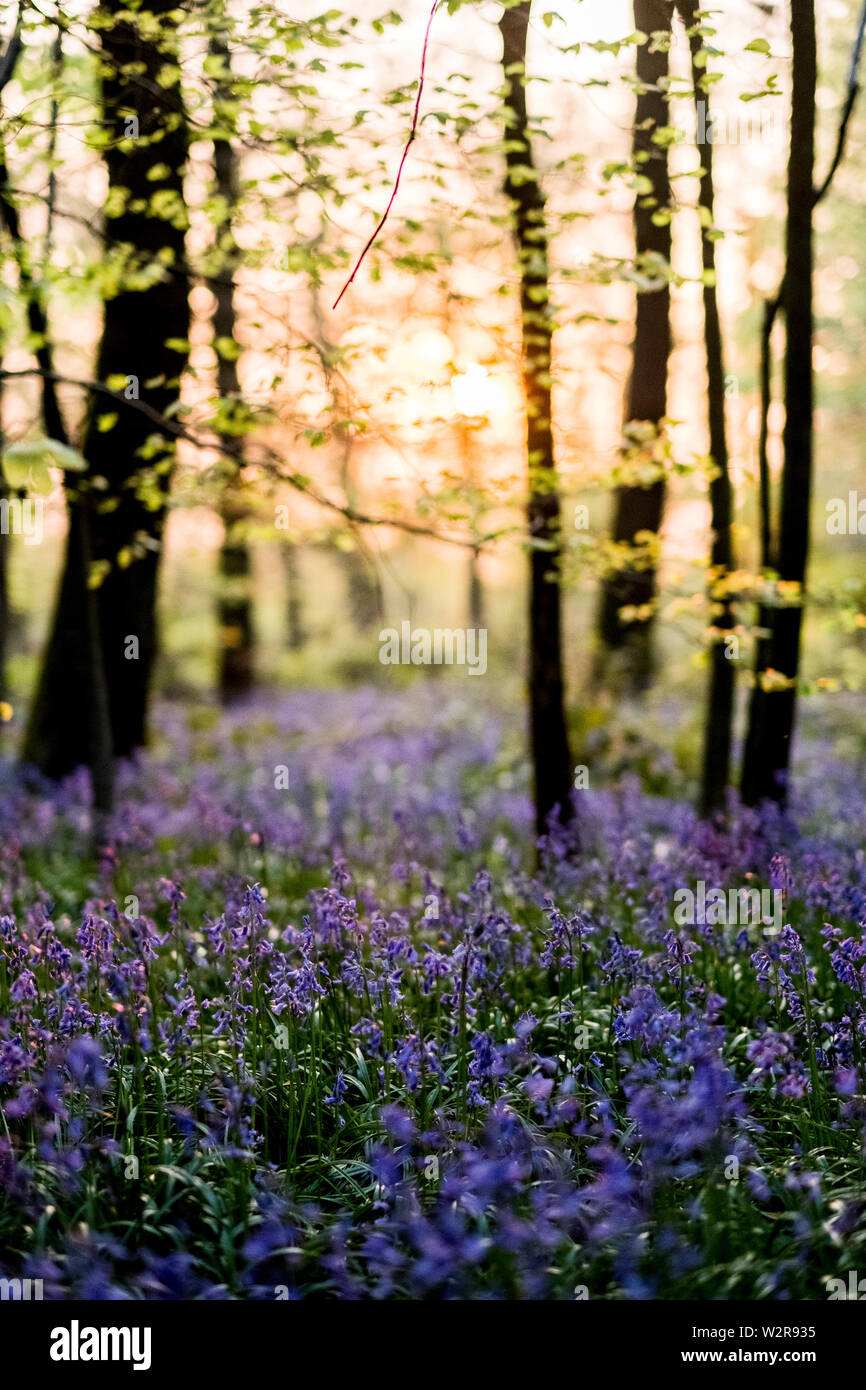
[0,0,865,1335]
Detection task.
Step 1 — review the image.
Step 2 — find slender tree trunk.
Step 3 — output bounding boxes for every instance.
[742,297,779,809]
[741,0,816,807]
[24,0,189,775]
[465,434,485,632]
[596,2,672,693]
[338,539,385,632]
[678,0,736,816]
[79,502,115,839]
[218,500,254,701]
[0,18,114,814]
[468,546,484,631]
[0,26,17,741]
[0,415,7,726]
[283,542,306,650]
[308,268,384,638]
[211,34,255,704]
[757,296,776,574]
[0,165,67,446]
[499,1,574,839]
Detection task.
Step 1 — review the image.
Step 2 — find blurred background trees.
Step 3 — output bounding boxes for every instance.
[1,0,865,838]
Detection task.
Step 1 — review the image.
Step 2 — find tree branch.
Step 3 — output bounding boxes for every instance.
[0,366,484,550]
[332,0,440,309]
[757,0,866,571]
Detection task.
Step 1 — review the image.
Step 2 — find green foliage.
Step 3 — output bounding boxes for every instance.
[1,438,87,494]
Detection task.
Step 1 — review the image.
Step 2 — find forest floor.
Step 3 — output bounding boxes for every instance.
[0,683,865,1299]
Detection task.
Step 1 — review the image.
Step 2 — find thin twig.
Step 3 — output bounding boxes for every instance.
[332,0,440,309]
[814,0,866,203]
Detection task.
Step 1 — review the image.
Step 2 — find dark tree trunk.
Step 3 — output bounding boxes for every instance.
[0,169,67,448]
[0,32,16,741]
[0,446,7,727]
[1,21,113,815]
[596,1,672,692]
[677,0,736,816]
[283,543,306,650]
[468,547,484,632]
[499,1,574,840]
[78,502,116,837]
[211,34,255,705]
[24,0,189,776]
[741,0,816,807]
[458,418,485,631]
[338,540,385,632]
[218,501,255,702]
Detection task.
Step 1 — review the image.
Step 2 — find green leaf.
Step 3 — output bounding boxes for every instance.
[214,336,242,361]
[44,439,88,472]
[2,436,86,492]
[2,452,50,494]
[1,443,42,490]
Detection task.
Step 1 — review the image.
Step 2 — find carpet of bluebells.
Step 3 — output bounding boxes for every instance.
[1,686,866,1300]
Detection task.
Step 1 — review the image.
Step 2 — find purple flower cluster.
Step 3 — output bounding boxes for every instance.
[0,687,864,1298]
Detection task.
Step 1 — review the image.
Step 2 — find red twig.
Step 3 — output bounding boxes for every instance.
[333,0,441,310]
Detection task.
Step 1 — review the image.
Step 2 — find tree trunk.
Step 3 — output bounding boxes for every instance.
[279,539,307,653]
[0,31,17,742]
[283,542,306,650]
[1,20,114,815]
[741,0,816,807]
[338,539,385,632]
[468,546,484,631]
[677,0,736,816]
[24,0,189,775]
[211,33,255,705]
[458,417,485,630]
[596,2,672,693]
[0,440,7,726]
[218,500,255,702]
[499,1,574,840]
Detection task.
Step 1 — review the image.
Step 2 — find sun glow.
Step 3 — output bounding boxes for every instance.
[450,363,500,421]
